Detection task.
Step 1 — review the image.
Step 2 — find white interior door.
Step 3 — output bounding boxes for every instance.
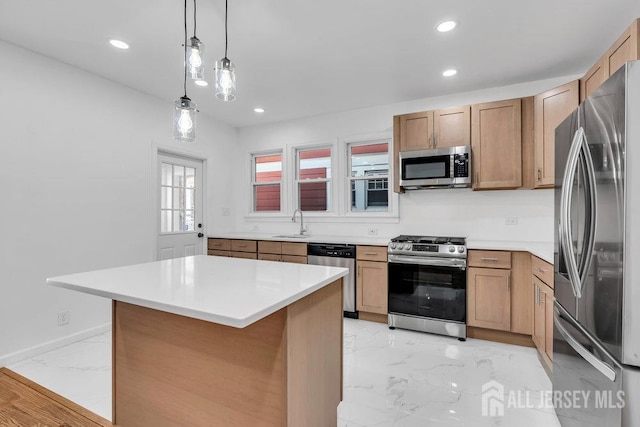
[157,153,204,260]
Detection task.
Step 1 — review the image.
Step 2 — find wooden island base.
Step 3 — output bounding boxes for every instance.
[113,279,343,427]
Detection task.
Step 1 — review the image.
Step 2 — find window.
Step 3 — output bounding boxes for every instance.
[296,147,332,212]
[160,162,196,232]
[252,152,282,212]
[348,142,389,212]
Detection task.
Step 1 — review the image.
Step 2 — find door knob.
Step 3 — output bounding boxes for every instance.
[197,232,204,238]
[198,223,203,228]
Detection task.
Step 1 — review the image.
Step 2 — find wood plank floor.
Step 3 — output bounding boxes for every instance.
[0,367,113,427]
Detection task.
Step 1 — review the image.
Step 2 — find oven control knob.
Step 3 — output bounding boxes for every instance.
[404,244,411,250]
[457,247,465,253]
[448,246,455,253]
[390,243,397,249]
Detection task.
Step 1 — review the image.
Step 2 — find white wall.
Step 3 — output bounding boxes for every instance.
[235,75,581,242]
[0,41,237,364]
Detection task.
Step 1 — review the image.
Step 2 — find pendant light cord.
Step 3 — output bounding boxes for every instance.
[183,0,188,98]
[224,0,228,58]
[193,0,197,37]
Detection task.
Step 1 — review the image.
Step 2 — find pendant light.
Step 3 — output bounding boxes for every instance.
[215,0,237,101]
[188,0,204,80]
[174,0,197,142]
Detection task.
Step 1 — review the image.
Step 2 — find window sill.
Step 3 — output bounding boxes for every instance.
[244,213,400,224]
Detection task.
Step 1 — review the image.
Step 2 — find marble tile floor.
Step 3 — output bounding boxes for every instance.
[8,319,560,426]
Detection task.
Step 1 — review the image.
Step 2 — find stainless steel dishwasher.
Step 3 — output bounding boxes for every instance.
[307,243,357,318]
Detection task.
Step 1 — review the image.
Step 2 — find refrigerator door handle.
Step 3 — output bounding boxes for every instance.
[554,306,616,382]
[578,135,598,294]
[559,127,586,298]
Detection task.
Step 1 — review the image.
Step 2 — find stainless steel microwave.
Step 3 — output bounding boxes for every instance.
[399,145,472,189]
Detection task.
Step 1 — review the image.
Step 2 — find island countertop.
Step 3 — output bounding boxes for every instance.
[47,255,348,328]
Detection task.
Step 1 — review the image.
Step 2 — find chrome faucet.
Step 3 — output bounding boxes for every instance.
[292,209,306,235]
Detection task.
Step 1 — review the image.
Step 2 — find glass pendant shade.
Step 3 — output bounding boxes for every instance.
[215,57,236,101]
[173,96,197,142]
[187,37,204,80]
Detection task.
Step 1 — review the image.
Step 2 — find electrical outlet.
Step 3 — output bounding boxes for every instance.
[221,207,230,216]
[505,217,519,226]
[367,228,379,236]
[57,311,70,326]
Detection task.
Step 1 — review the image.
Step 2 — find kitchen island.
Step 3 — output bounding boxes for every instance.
[47,255,348,427]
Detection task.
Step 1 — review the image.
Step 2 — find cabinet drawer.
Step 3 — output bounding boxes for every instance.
[258,253,281,262]
[532,256,553,288]
[356,245,388,262]
[208,238,231,251]
[230,251,258,260]
[281,242,307,256]
[231,239,257,253]
[282,255,307,264]
[258,240,282,255]
[468,250,511,269]
[208,250,231,257]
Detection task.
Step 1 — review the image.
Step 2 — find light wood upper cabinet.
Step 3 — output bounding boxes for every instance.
[580,19,639,102]
[356,260,388,315]
[580,58,607,102]
[433,106,471,148]
[398,111,433,152]
[606,19,639,77]
[467,267,511,331]
[471,98,522,190]
[533,80,579,188]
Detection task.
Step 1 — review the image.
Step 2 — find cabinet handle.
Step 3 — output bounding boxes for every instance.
[434,133,438,148]
[536,267,547,273]
[365,252,379,256]
[213,243,221,246]
[535,285,540,305]
[475,171,479,184]
[238,244,247,248]
[480,257,499,261]
[507,273,511,290]
[537,168,542,181]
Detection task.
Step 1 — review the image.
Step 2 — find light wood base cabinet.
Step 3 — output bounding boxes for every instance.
[356,260,388,315]
[356,245,388,317]
[532,255,554,370]
[467,267,511,331]
[467,251,532,337]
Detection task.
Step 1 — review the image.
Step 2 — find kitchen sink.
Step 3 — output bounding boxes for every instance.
[272,234,310,239]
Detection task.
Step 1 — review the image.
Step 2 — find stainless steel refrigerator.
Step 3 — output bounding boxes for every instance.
[554,61,640,426]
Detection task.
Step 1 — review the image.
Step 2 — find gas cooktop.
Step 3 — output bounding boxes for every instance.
[390,235,466,245]
[388,235,467,257]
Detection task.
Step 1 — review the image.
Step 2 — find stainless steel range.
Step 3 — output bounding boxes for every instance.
[387,235,467,340]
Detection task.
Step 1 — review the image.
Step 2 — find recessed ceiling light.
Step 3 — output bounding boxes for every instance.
[436,20,458,33]
[108,39,129,50]
[194,80,208,87]
[442,69,458,77]
[254,107,265,113]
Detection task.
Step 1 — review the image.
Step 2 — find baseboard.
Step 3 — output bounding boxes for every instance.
[466,326,535,348]
[358,312,388,324]
[0,323,111,367]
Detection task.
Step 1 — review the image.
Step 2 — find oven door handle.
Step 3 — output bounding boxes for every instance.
[388,255,466,269]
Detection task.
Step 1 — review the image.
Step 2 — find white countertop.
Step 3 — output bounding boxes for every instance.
[467,240,554,264]
[209,232,393,246]
[47,255,348,328]
[211,233,555,263]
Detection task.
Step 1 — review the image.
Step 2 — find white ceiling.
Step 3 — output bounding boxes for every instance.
[0,0,638,128]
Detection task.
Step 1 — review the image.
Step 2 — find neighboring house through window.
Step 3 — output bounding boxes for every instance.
[252,152,282,212]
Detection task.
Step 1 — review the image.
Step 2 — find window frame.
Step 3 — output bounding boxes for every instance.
[346,139,391,214]
[249,150,284,214]
[294,144,335,214]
